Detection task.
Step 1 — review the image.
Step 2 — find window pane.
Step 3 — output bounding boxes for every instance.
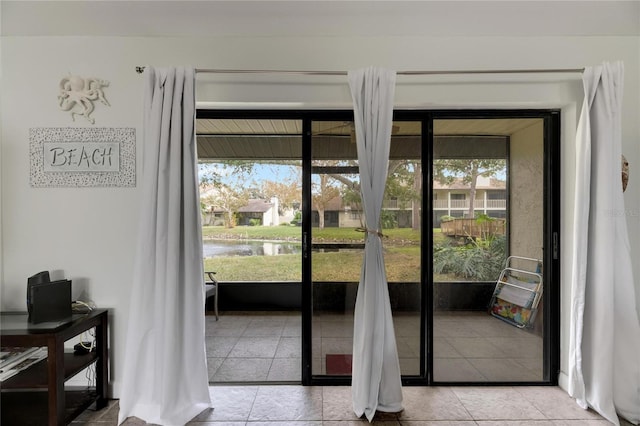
[197,119,303,283]
[311,120,422,377]
[432,118,545,383]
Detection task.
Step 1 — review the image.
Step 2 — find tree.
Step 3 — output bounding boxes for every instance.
[202,183,250,228]
[199,161,254,187]
[199,162,254,228]
[312,173,340,230]
[384,160,422,230]
[261,169,301,215]
[326,159,422,230]
[411,162,422,230]
[433,159,506,218]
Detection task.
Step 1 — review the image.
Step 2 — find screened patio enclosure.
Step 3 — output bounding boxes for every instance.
[197,110,559,386]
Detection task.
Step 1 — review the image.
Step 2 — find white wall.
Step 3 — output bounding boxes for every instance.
[2,34,639,397]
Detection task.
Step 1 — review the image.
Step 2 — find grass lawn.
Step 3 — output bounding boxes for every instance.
[202,225,423,244]
[202,225,301,240]
[202,225,457,282]
[204,254,301,281]
[204,245,422,282]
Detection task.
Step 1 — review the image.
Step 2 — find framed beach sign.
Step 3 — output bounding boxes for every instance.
[30,127,136,187]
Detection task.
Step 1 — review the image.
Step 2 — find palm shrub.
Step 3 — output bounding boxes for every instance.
[433,235,506,281]
[380,210,398,229]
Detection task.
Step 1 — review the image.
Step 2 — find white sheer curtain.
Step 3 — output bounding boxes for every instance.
[348,67,403,422]
[118,66,211,426]
[568,61,640,425]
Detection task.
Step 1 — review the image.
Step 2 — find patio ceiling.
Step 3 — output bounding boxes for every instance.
[196,118,541,160]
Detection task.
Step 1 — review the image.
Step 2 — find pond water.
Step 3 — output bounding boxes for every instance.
[203,239,301,258]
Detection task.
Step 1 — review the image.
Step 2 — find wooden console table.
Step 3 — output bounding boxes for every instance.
[1,308,108,426]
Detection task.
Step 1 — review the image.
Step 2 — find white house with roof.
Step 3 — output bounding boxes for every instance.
[202,194,296,227]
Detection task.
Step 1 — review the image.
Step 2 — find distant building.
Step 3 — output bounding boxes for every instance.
[236,198,279,226]
[433,176,506,226]
[312,176,506,229]
[311,196,362,228]
[203,197,280,226]
[201,176,506,228]
[201,192,297,227]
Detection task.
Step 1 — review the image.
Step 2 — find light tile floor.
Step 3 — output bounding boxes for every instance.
[205,311,544,383]
[74,384,631,425]
[74,312,631,425]
[205,312,302,382]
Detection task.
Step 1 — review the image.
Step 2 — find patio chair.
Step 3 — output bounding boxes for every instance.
[205,271,219,320]
[488,256,542,329]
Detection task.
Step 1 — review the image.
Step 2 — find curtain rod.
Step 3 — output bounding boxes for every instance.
[134,66,584,76]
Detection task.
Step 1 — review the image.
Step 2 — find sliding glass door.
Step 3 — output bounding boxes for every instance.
[196,110,560,386]
[309,119,422,379]
[197,116,304,382]
[430,114,559,384]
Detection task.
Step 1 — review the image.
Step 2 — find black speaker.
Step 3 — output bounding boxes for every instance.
[26,272,72,324]
[27,271,50,317]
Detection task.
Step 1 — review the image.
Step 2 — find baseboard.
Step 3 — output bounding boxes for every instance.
[110,381,121,399]
[557,371,569,392]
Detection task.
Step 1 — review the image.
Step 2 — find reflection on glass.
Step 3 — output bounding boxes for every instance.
[198,119,303,282]
[311,121,422,376]
[432,119,545,383]
[198,118,304,384]
[311,121,359,376]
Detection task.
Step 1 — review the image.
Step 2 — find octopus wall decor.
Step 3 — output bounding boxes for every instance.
[58,75,110,124]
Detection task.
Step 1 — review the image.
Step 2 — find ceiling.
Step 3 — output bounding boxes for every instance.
[196,117,541,160]
[3,1,639,37]
[196,118,539,136]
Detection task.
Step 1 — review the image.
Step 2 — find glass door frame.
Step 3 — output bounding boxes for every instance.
[424,109,561,386]
[196,108,561,387]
